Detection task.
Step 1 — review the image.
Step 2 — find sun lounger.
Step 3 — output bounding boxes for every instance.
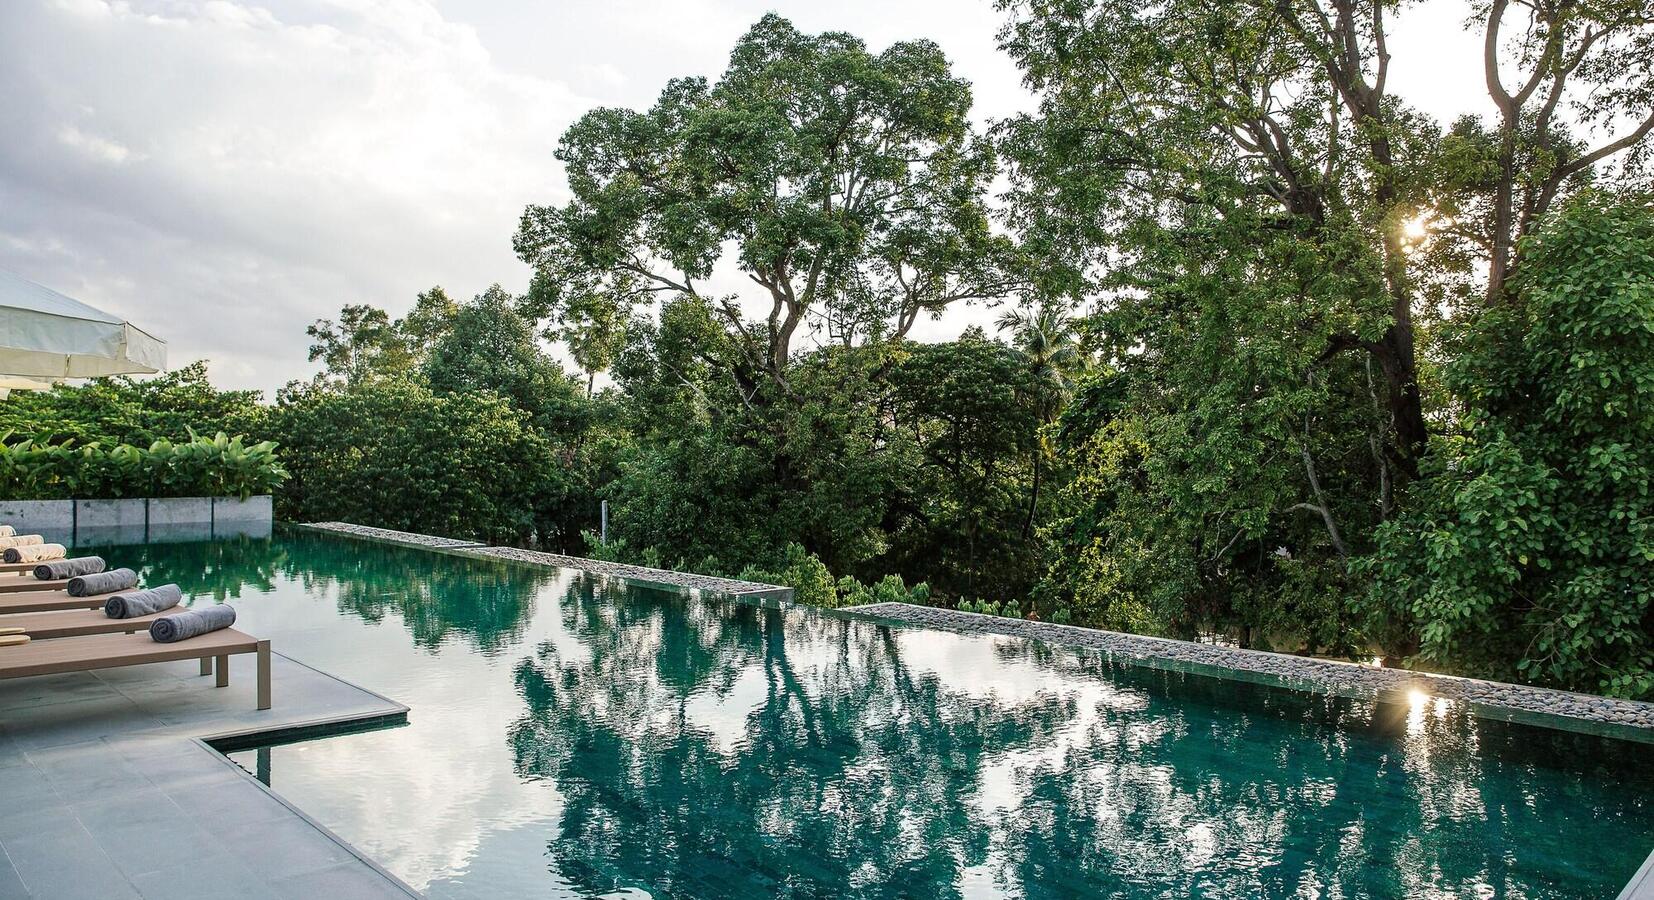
[0,629,271,709]
[0,606,186,640]
[0,591,121,615]
[0,579,69,595]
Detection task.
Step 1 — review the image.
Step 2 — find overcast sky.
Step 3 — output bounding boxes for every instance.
[0,0,1489,394]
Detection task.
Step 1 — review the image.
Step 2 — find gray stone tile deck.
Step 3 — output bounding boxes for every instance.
[0,651,415,899]
[1623,847,1654,900]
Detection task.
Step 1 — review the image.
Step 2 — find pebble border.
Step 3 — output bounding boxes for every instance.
[845,602,1654,744]
[299,523,1649,741]
[301,522,486,549]
[303,523,789,599]
[464,545,792,600]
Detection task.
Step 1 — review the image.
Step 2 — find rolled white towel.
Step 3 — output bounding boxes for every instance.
[0,525,13,537]
[4,543,66,564]
[0,534,44,550]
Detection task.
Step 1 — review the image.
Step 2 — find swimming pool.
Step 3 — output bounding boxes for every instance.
[74,529,1654,898]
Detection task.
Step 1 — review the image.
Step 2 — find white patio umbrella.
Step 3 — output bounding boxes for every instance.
[0,268,166,388]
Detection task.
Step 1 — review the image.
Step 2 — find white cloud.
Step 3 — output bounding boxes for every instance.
[1,0,587,391]
[0,0,1508,392]
[56,124,138,163]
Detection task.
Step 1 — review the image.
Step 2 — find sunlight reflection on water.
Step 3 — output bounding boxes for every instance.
[79,530,1652,900]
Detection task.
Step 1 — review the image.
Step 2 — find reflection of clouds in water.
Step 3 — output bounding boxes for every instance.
[235,559,582,892]
[515,595,1654,898]
[890,629,1153,821]
[224,535,1654,899]
[684,665,768,756]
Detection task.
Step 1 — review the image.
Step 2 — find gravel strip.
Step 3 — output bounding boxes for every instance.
[845,602,1654,742]
[301,522,486,549]
[464,545,791,599]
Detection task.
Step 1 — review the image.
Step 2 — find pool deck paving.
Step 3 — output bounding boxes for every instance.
[0,649,414,899]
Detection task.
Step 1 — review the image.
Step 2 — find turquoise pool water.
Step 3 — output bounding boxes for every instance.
[74,529,1654,898]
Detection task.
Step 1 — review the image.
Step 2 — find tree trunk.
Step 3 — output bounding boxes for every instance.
[1023,449,1042,540]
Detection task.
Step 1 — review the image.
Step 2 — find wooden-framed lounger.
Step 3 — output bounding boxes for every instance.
[0,629,271,710]
[0,591,122,615]
[0,606,183,640]
[0,578,69,594]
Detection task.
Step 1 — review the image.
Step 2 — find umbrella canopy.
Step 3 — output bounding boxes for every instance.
[0,268,165,379]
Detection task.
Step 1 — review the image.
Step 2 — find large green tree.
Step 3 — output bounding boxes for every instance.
[424,285,588,435]
[1369,193,1654,696]
[513,14,1018,399]
[1000,0,1654,662]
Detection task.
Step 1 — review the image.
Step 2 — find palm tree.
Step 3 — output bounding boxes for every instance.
[997,303,1089,538]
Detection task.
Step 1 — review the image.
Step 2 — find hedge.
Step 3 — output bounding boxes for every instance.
[0,432,288,501]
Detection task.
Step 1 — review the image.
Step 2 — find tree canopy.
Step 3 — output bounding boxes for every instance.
[513,13,1018,398]
[6,7,1654,700]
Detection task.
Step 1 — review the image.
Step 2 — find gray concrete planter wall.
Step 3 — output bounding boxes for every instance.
[0,495,273,544]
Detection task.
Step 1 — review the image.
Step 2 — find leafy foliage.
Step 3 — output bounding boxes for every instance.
[1369,193,1654,695]
[0,361,265,447]
[514,13,1017,395]
[0,432,286,500]
[270,378,576,546]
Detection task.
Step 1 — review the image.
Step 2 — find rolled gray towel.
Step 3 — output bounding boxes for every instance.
[104,584,182,619]
[69,567,138,597]
[34,556,106,581]
[149,604,235,643]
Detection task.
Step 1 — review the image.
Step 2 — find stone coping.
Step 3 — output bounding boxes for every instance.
[463,545,793,601]
[843,602,1654,745]
[1621,846,1654,900]
[300,522,486,550]
[299,522,793,601]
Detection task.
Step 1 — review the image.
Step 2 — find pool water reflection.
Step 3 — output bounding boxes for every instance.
[77,530,1654,898]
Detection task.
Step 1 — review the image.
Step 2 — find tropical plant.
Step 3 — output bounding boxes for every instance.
[0,431,287,500]
[0,361,266,447]
[269,378,580,547]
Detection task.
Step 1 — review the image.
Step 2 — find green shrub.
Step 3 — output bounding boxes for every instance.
[0,432,287,500]
[835,573,931,608]
[738,543,837,607]
[269,379,574,545]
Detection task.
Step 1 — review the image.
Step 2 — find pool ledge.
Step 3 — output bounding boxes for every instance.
[0,648,417,898]
[296,521,795,602]
[1621,845,1654,900]
[842,602,1654,746]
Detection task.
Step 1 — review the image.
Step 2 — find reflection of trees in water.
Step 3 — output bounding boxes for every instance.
[276,533,550,654]
[508,581,1654,899]
[72,534,286,602]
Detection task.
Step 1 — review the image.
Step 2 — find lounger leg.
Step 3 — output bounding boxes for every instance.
[215,654,229,688]
[256,640,271,711]
[200,657,212,677]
